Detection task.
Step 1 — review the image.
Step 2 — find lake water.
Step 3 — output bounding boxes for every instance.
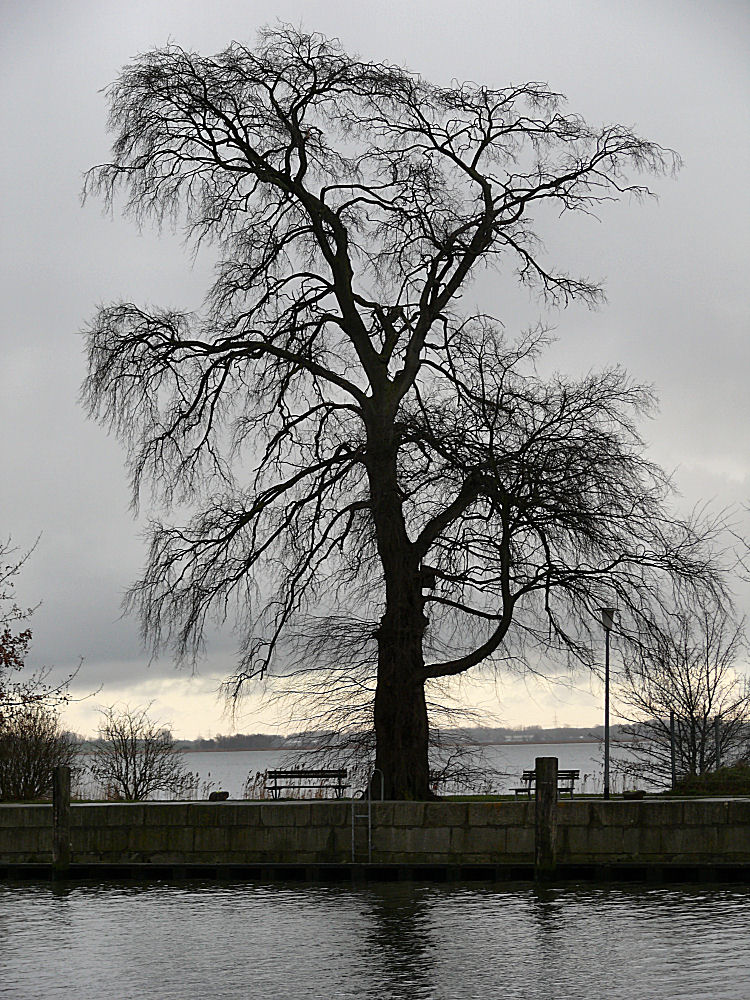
[1,880,748,999]
[77,742,632,800]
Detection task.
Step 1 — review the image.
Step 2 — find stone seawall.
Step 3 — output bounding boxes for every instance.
[2,799,749,868]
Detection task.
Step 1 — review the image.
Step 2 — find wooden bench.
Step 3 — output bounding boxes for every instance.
[512,769,580,798]
[265,768,348,800]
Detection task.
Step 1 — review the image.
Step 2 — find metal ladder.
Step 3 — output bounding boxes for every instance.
[351,768,384,863]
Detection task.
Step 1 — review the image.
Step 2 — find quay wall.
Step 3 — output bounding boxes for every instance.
[1,799,749,867]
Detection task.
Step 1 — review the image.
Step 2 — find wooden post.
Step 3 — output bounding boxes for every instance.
[52,765,71,873]
[534,756,558,880]
[670,710,677,790]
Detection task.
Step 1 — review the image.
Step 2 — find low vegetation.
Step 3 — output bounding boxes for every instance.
[670,762,750,796]
[0,704,78,801]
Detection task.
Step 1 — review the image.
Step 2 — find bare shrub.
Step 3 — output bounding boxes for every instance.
[0,703,78,801]
[614,602,748,787]
[89,704,187,801]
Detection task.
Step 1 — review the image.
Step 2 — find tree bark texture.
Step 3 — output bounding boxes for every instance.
[368,429,433,799]
[534,756,558,879]
[52,765,71,872]
[374,627,432,800]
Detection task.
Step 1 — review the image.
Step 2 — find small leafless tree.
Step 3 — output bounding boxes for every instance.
[84,26,726,798]
[90,704,187,801]
[614,602,748,786]
[0,703,78,801]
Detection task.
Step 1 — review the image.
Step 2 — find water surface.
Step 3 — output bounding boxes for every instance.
[75,742,623,799]
[1,881,747,999]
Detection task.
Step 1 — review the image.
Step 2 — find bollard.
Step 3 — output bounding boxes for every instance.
[534,756,558,880]
[52,765,71,873]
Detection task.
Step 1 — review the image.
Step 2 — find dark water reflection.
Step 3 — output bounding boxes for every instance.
[1,880,748,999]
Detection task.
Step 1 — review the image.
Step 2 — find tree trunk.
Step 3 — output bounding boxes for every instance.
[366,413,433,800]
[373,620,434,800]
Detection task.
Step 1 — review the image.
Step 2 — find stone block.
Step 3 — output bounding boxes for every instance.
[233,824,332,859]
[475,801,532,827]
[187,803,230,827]
[232,803,265,827]
[308,802,349,826]
[143,803,190,826]
[164,826,196,854]
[228,825,266,853]
[330,825,356,860]
[261,827,312,859]
[448,825,468,854]
[621,826,645,860]
[127,826,176,854]
[460,825,508,857]
[619,824,709,862]
[370,802,394,826]
[605,802,646,827]
[299,826,334,854]
[75,806,117,829]
[370,825,409,856]
[97,803,146,827]
[0,805,49,828]
[726,801,750,826]
[681,801,730,827]
[200,803,246,827]
[0,827,42,854]
[641,801,684,827]
[372,825,450,858]
[258,803,296,827]
[226,826,278,859]
[415,825,452,855]
[716,824,750,859]
[193,827,231,853]
[673,825,719,860]
[636,826,670,860]
[465,803,491,827]
[72,826,130,857]
[285,803,313,826]
[557,801,592,828]
[504,826,534,857]
[565,825,625,859]
[390,802,425,827]
[424,801,468,827]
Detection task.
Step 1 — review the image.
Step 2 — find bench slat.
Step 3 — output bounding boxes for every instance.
[514,768,580,797]
[264,767,349,800]
[266,769,347,778]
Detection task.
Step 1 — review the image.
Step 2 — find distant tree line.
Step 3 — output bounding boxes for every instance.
[171,724,631,752]
[178,732,336,751]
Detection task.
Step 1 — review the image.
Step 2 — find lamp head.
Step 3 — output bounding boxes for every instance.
[599,607,617,632]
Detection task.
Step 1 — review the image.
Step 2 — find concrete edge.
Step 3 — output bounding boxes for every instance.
[2,861,749,884]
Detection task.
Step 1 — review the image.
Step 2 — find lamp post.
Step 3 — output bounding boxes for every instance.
[599,607,617,800]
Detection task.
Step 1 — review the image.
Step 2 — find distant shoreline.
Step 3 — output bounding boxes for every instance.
[180,738,627,754]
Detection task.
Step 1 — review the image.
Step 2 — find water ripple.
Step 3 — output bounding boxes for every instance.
[1,882,748,999]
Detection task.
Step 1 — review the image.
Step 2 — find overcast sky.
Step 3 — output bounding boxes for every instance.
[1,0,748,738]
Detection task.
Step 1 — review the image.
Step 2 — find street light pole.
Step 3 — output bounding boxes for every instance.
[599,607,617,801]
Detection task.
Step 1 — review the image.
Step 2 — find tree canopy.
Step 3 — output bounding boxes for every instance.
[84,26,724,797]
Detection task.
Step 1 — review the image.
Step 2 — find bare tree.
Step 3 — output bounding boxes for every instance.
[268,642,497,795]
[614,602,748,786]
[89,704,187,801]
[83,26,725,798]
[0,703,78,801]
